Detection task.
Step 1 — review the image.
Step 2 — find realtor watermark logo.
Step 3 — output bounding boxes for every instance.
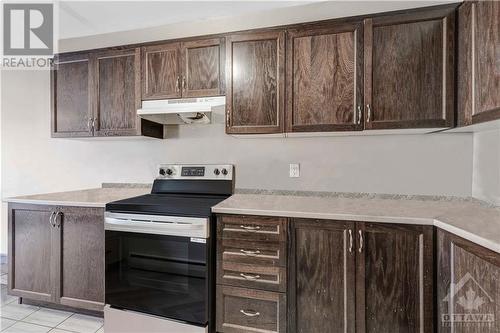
[442,272,495,328]
[2,2,56,69]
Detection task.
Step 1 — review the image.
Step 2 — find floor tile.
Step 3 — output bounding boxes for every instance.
[0,317,16,330]
[95,328,103,333]
[0,303,39,321]
[23,308,73,328]
[0,275,7,286]
[56,314,103,333]
[0,287,18,307]
[3,321,51,333]
[48,330,74,333]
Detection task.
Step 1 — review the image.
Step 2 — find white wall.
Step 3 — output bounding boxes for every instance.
[472,129,500,206]
[1,0,473,255]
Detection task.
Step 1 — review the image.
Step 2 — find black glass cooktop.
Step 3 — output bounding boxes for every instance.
[105,193,229,217]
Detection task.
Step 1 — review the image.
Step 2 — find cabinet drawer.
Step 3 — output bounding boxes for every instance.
[218,239,287,267]
[216,285,286,333]
[217,261,286,292]
[218,215,287,242]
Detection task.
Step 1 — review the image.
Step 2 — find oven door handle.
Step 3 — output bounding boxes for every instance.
[104,217,207,238]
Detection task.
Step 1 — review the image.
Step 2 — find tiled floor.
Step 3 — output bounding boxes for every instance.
[0,273,104,333]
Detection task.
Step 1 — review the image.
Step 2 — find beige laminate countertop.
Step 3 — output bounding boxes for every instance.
[4,187,150,208]
[212,194,500,254]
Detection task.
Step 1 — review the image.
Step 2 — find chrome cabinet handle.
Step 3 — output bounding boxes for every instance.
[357,106,362,125]
[366,104,371,123]
[87,118,92,132]
[240,273,261,281]
[359,230,363,253]
[55,211,63,228]
[240,309,260,317]
[182,76,186,90]
[240,225,261,231]
[92,118,96,132]
[348,229,353,253]
[240,249,261,256]
[49,212,56,227]
[175,76,180,92]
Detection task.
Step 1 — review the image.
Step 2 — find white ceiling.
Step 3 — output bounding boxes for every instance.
[58,1,314,39]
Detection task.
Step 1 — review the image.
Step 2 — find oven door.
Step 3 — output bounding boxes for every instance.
[104,213,210,326]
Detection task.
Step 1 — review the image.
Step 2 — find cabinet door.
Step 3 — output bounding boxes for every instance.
[181,38,224,98]
[142,43,181,100]
[356,223,434,333]
[55,207,105,311]
[437,230,500,333]
[8,204,57,303]
[52,54,92,137]
[458,1,500,126]
[226,31,285,134]
[289,219,355,333]
[286,22,364,132]
[93,48,141,136]
[364,7,455,129]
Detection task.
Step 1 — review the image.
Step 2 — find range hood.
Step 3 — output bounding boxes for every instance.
[137,96,225,125]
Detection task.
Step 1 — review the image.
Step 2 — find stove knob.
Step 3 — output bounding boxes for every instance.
[159,169,166,176]
[166,168,173,176]
[214,168,220,176]
[221,168,228,176]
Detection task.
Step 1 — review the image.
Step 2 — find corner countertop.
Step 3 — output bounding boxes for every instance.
[3,187,150,208]
[212,193,500,254]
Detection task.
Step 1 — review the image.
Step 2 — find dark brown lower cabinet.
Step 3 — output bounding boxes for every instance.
[8,203,105,312]
[289,219,356,333]
[356,223,434,333]
[288,219,434,333]
[437,230,500,333]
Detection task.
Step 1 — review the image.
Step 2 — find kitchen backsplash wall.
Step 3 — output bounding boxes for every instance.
[0,68,475,255]
[473,129,500,206]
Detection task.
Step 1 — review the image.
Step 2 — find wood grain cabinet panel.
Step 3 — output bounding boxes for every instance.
[364,6,456,129]
[356,223,434,333]
[286,21,364,132]
[52,54,92,137]
[226,31,285,134]
[93,48,141,136]
[458,1,500,126]
[217,285,287,333]
[142,43,181,100]
[218,215,287,242]
[437,230,500,333]
[289,219,355,333]
[181,38,224,97]
[8,204,57,303]
[57,207,105,311]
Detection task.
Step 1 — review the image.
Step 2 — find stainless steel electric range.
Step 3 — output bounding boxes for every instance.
[103,164,233,333]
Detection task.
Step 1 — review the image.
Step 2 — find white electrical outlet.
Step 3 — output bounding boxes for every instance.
[289,163,300,178]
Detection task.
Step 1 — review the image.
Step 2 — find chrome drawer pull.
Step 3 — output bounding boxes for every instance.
[240,249,261,256]
[240,309,260,317]
[240,273,260,280]
[240,225,261,231]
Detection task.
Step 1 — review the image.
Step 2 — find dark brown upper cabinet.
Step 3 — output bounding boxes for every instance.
[289,219,356,333]
[52,53,93,137]
[142,38,224,100]
[356,223,434,333]
[286,21,364,133]
[364,6,455,130]
[142,43,181,100]
[92,48,142,137]
[458,1,500,127]
[181,38,225,98]
[437,229,500,332]
[226,31,285,134]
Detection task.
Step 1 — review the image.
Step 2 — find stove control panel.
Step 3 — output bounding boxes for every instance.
[158,164,233,180]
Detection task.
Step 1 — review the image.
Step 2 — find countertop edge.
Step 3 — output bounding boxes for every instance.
[5,198,105,208]
[212,206,500,254]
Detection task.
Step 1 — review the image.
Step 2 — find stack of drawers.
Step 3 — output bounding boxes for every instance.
[216,214,288,333]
